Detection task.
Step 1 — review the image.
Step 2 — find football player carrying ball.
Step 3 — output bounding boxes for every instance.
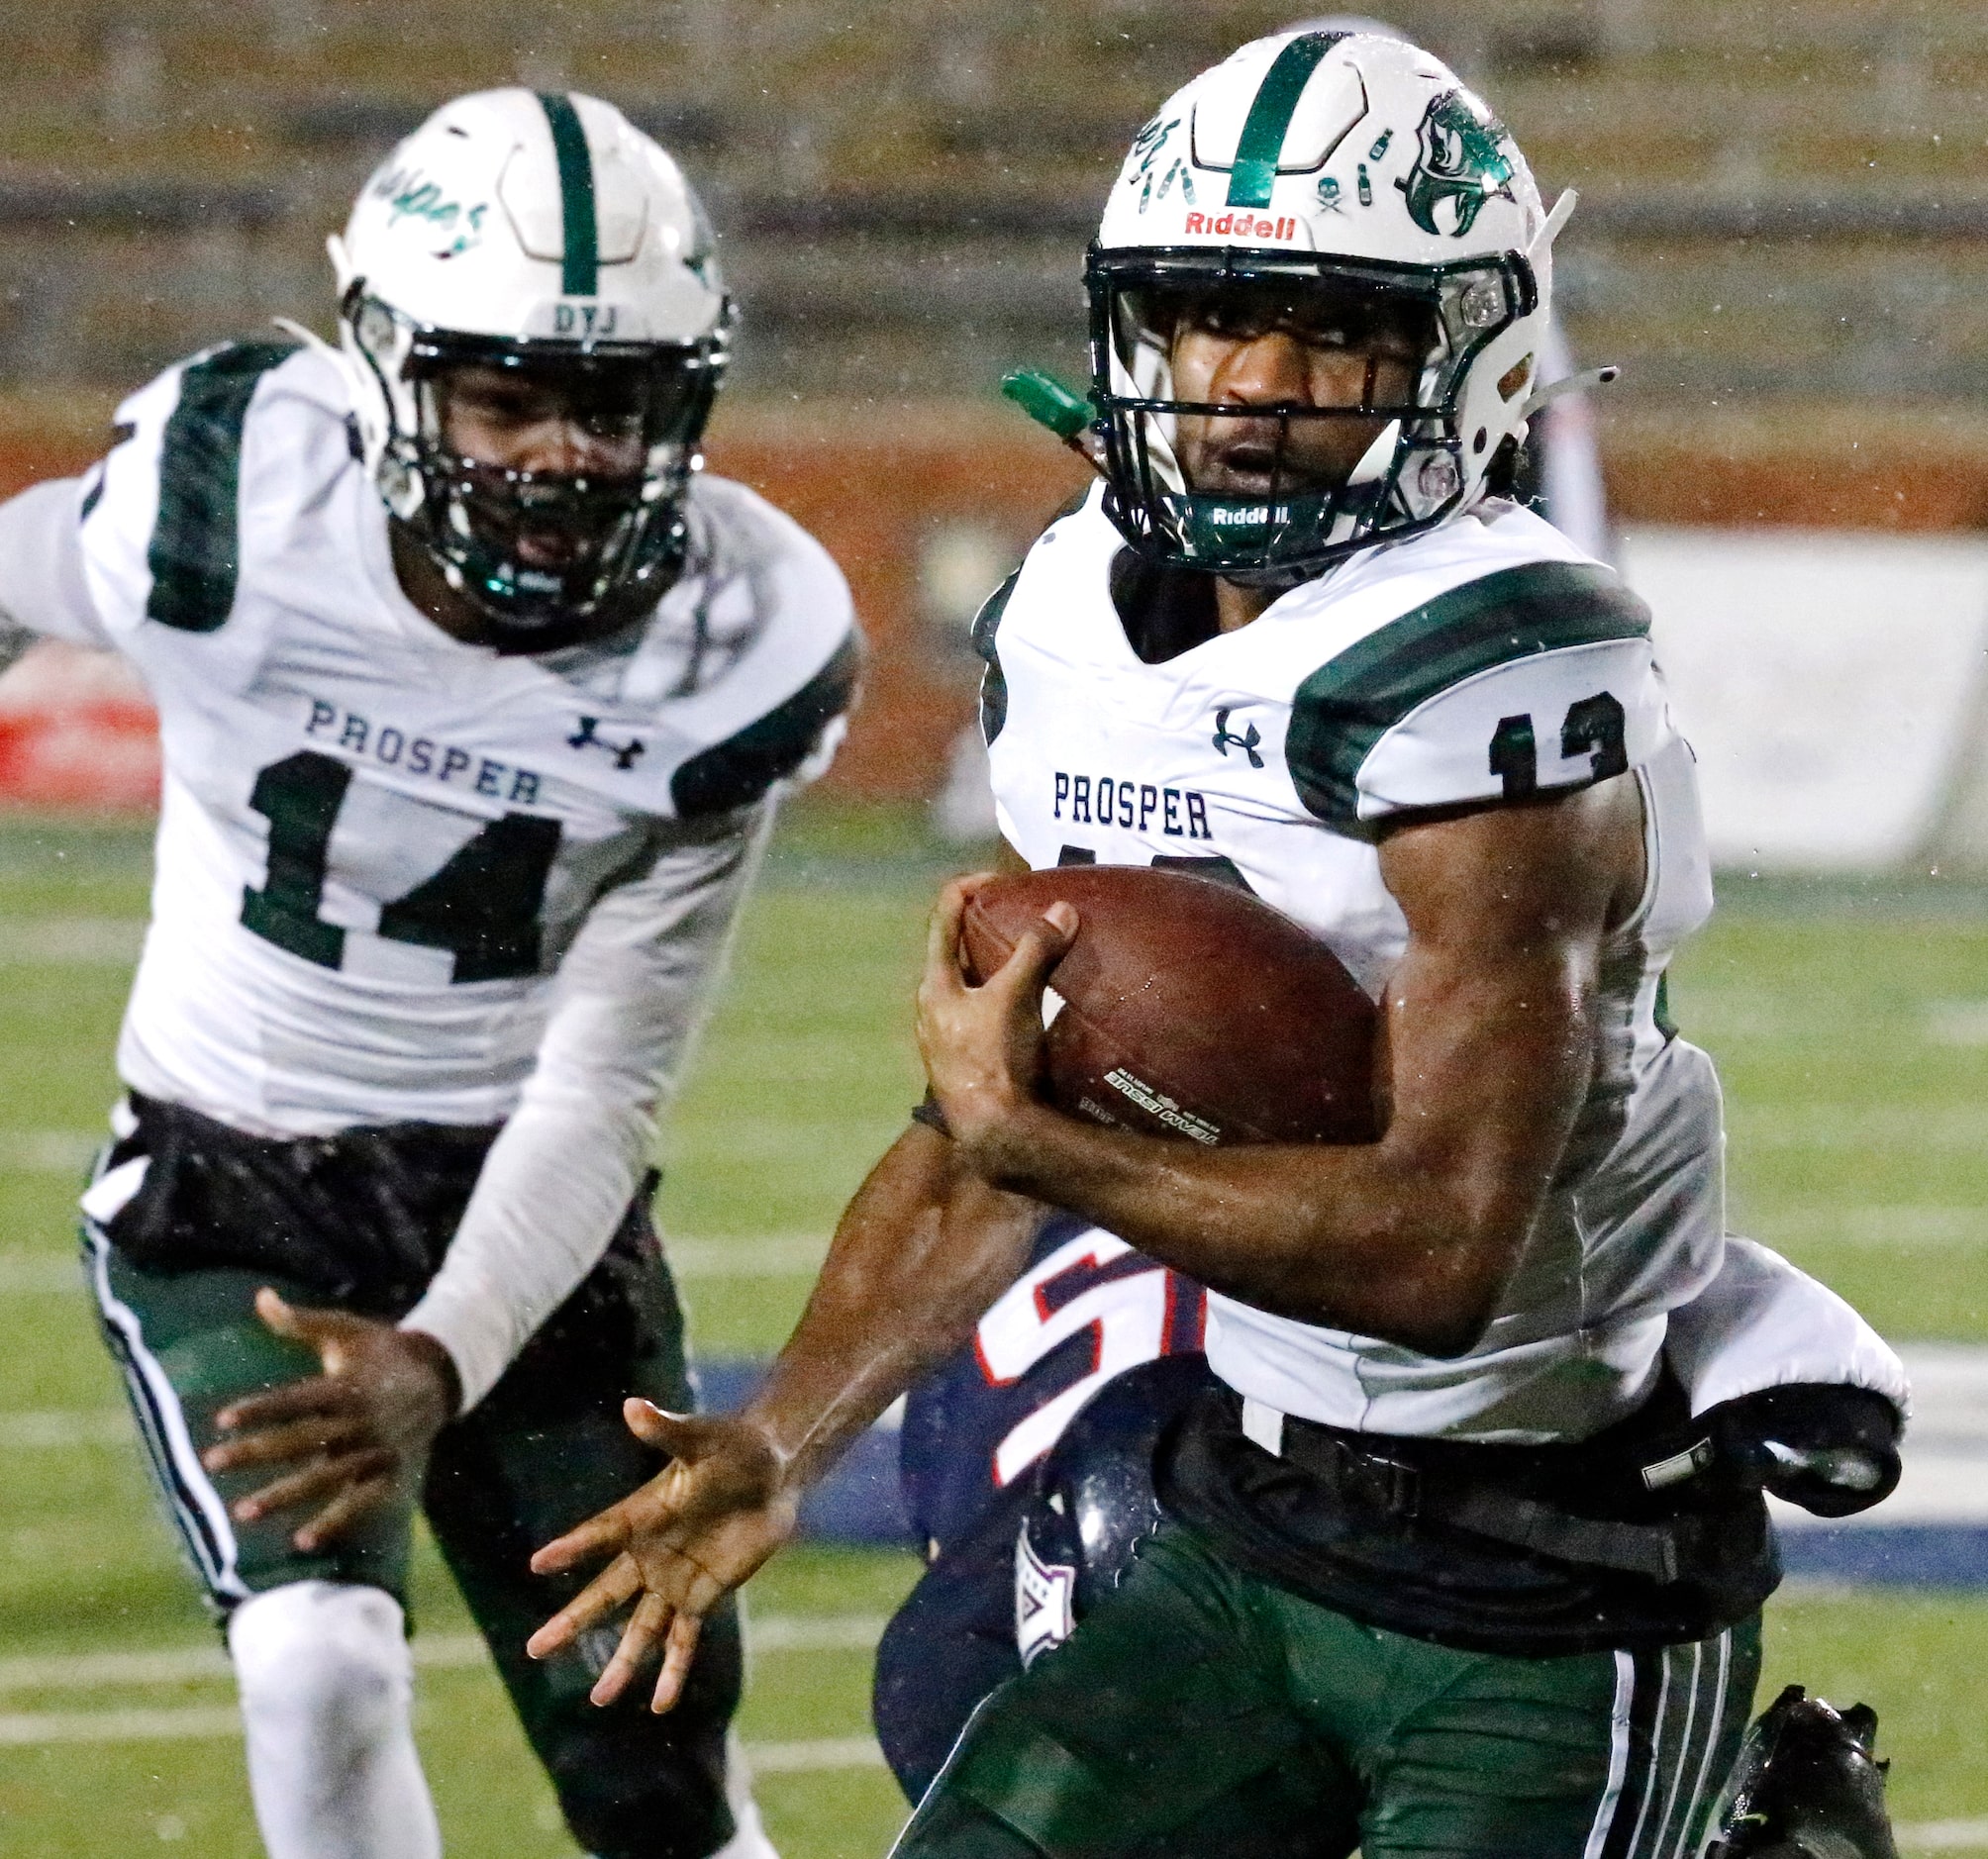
[532,33,1905,1859]
[0,89,855,1859]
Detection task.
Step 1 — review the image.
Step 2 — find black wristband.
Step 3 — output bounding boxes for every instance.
[910,1090,952,1138]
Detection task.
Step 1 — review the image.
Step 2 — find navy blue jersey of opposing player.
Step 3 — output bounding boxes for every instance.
[876,1214,1204,1799]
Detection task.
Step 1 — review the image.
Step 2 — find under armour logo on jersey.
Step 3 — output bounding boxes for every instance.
[568,717,646,771]
[1212,709,1263,768]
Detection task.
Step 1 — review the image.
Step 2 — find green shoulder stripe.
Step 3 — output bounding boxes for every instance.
[1285,560,1650,830]
[671,633,863,820]
[146,341,300,635]
[972,569,1019,746]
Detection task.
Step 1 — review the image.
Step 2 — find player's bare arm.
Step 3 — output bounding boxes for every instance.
[923,775,1645,1359]
[528,1118,1045,1709]
[525,779,1640,1699]
[202,1292,459,1551]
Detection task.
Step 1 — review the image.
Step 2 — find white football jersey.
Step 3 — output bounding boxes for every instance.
[982,484,1720,1444]
[54,340,856,1136]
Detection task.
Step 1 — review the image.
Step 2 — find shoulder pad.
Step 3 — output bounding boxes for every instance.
[1287,560,1650,831]
[971,568,1020,745]
[146,341,303,635]
[670,630,862,819]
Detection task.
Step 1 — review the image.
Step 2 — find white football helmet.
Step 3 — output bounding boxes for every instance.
[1088,29,1567,581]
[330,88,732,645]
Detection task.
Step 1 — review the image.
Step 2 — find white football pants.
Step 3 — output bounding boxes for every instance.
[229,1580,441,1859]
[229,1580,780,1859]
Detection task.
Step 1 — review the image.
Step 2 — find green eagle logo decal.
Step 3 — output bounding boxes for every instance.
[1400,90,1516,238]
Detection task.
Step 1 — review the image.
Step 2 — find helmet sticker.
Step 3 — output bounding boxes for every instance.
[367,166,490,258]
[1126,114,1180,180]
[1225,32,1342,209]
[1015,1524,1077,1668]
[1127,115,1197,213]
[537,91,599,296]
[1399,90,1517,238]
[1145,159,1196,212]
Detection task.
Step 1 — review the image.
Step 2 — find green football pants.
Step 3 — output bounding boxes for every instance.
[83,1220,744,1859]
[893,1519,1759,1859]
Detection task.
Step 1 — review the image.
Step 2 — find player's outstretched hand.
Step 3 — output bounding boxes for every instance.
[916,874,1077,1160]
[202,1290,458,1553]
[527,1401,798,1713]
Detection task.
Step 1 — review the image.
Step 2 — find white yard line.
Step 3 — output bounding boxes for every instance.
[0,1132,101,1176]
[1925,1003,1988,1048]
[1900,1821,1988,1852]
[0,1411,130,1449]
[0,1251,81,1293]
[0,919,146,966]
[0,1698,887,1770]
[747,1614,890,1652]
[0,1248,74,1292]
[0,1402,908,1453]
[1734,1107,1988,1150]
[667,1235,831,1278]
[0,1616,888,1695]
[0,1676,1972,1810]
[1750,1207,1988,1248]
[0,1234,830,1288]
[0,1705,248,1746]
[743,1736,887,1775]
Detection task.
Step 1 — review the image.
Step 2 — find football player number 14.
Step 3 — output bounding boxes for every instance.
[241,750,561,983]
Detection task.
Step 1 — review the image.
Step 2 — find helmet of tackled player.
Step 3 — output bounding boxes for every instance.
[1088,29,1566,583]
[331,89,732,648]
[1014,1354,1212,1670]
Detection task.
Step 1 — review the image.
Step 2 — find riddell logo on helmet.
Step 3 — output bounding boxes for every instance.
[1183,212,1298,241]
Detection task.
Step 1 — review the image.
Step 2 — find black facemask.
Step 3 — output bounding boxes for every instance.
[347,289,730,651]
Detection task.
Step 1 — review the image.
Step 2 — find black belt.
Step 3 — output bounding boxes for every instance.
[101,1093,505,1313]
[1237,1395,1694,1584]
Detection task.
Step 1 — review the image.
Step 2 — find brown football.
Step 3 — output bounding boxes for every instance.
[960,865,1378,1146]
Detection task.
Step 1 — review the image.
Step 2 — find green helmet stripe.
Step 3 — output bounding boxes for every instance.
[538,91,599,296]
[1225,33,1341,210]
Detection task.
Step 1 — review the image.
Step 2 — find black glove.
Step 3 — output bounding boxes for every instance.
[1700,1385,1902,1519]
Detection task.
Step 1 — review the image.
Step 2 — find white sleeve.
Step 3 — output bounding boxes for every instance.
[1352,635,1669,821]
[1285,558,1667,833]
[1664,1236,1911,1427]
[399,804,775,1411]
[0,476,116,660]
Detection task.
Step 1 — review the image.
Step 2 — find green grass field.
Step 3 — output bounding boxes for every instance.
[2,812,1986,1856]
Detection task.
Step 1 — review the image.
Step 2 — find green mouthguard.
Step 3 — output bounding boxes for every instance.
[1000,368,1094,442]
